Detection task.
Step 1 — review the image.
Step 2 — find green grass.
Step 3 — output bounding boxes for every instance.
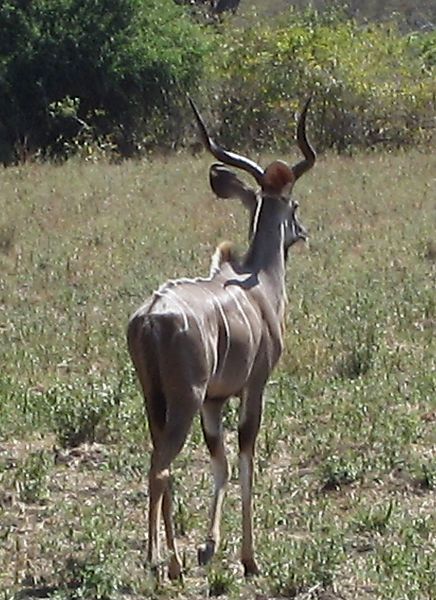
[0,149,435,599]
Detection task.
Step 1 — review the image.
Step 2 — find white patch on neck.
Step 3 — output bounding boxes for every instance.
[280,222,286,268]
[251,198,263,240]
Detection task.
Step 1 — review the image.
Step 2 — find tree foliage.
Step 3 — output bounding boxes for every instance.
[0,0,211,163]
[213,8,435,152]
[0,2,434,163]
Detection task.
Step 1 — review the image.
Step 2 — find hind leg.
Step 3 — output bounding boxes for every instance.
[197,398,230,566]
[144,394,166,574]
[143,391,180,578]
[148,395,200,579]
[162,477,183,580]
[147,451,183,580]
[238,388,263,577]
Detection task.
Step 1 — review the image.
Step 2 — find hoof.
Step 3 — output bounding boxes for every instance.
[168,555,183,581]
[197,539,216,566]
[242,558,260,578]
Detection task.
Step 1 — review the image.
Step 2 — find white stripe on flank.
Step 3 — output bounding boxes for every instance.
[155,272,216,298]
[153,289,189,331]
[154,280,218,372]
[199,287,230,376]
[196,287,219,375]
[243,293,263,331]
[164,289,207,348]
[226,287,253,348]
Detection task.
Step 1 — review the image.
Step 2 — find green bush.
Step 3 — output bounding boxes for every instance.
[0,3,434,161]
[409,30,436,68]
[214,8,435,152]
[0,0,211,163]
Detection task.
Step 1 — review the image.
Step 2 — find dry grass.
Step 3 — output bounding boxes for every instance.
[0,149,435,599]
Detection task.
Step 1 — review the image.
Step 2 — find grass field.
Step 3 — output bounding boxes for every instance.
[0,148,435,599]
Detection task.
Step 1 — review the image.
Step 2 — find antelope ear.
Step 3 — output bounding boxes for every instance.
[209,164,257,211]
[263,160,295,195]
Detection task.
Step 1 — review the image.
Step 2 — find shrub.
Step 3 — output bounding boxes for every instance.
[0,0,211,163]
[46,382,118,448]
[214,8,435,152]
[408,30,436,69]
[1,4,434,161]
[14,450,53,504]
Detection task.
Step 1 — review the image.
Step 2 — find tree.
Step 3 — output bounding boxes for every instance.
[0,0,211,163]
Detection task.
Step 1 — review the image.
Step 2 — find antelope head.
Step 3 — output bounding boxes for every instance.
[189,97,315,255]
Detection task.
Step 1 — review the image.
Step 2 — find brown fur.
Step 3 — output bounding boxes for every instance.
[216,240,238,264]
[263,160,295,194]
[209,240,239,276]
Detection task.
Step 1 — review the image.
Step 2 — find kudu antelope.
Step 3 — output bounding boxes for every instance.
[127,97,315,579]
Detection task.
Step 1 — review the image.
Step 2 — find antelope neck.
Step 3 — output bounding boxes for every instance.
[243,197,287,313]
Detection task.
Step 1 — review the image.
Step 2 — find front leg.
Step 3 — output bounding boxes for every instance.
[238,389,263,577]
